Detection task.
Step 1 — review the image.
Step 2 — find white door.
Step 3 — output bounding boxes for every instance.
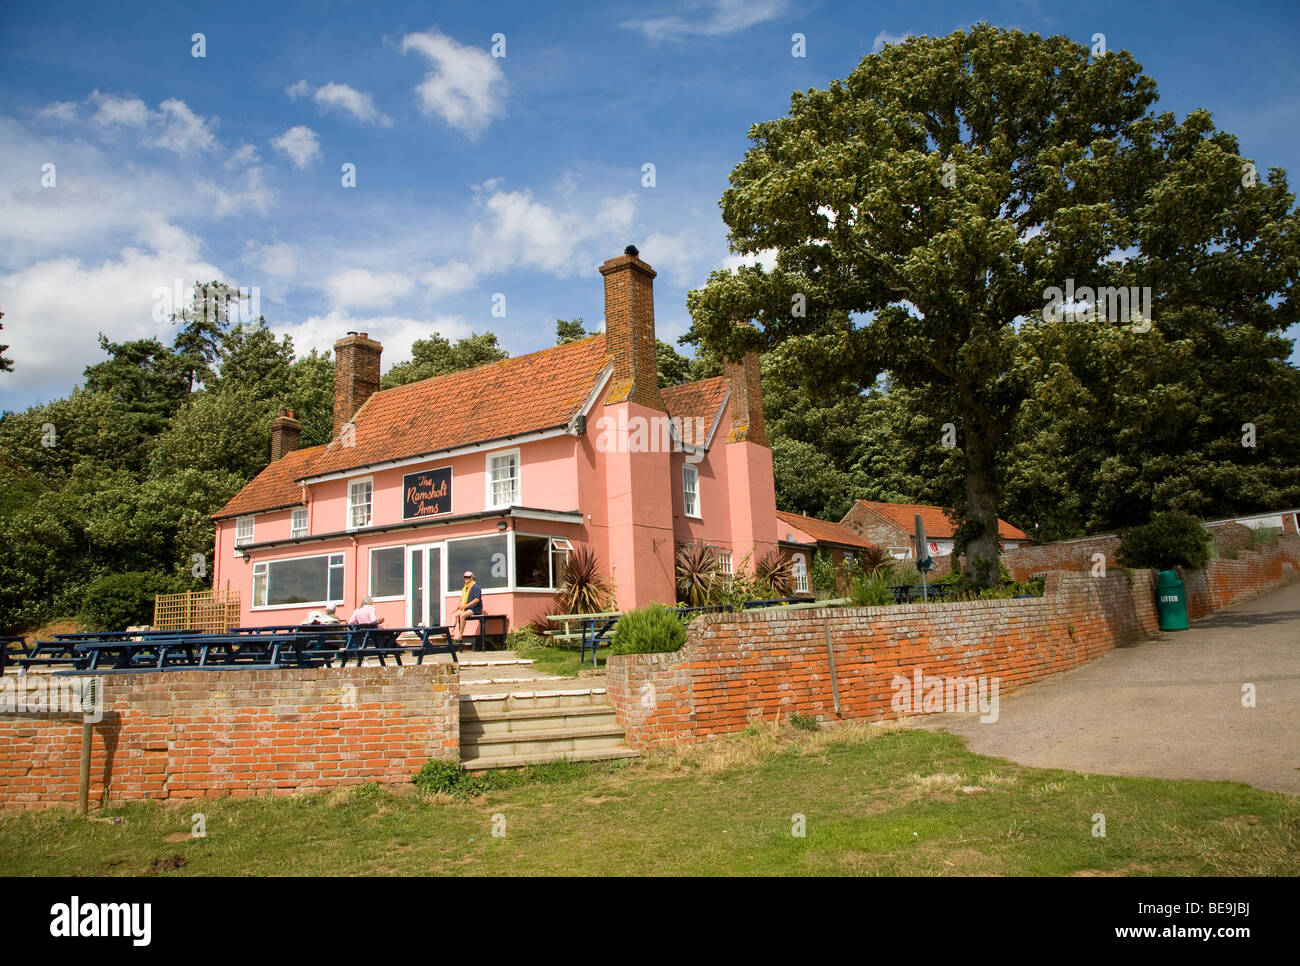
[406,543,444,627]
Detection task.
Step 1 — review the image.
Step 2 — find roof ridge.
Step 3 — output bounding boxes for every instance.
[375,332,608,397]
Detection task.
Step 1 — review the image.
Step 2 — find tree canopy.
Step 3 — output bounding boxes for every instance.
[688,24,1299,585]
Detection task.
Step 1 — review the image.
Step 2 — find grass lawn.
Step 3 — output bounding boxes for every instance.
[2,721,1295,877]
[512,641,606,676]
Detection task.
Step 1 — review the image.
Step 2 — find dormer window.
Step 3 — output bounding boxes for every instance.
[487,450,520,508]
[348,478,373,530]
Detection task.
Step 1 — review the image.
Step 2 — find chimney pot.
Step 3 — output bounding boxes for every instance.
[624,244,639,257]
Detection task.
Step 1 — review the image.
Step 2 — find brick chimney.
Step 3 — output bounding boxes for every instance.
[723,349,768,446]
[270,408,302,462]
[600,246,665,412]
[333,331,382,437]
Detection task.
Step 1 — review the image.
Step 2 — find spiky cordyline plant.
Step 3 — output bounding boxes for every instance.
[675,541,720,606]
[557,544,614,614]
[755,548,795,598]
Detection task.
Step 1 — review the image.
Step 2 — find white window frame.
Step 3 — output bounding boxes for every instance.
[290,507,308,539]
[446,532,512,594]
[486,448,521,509]
[682,464,700,518]
[235,515,254,553]
[251,552,345,610]
[348,476,374,531]
[512,533,572,592]
[791,553,809,594]
[369,544,407,602]
[716,548,733,583]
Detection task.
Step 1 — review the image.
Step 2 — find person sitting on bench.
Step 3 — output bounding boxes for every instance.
[450,571,483,644]
[347,596,385,627]
[302,604,341,625]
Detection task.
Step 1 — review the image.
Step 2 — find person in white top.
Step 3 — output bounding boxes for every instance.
[301,604,341,625]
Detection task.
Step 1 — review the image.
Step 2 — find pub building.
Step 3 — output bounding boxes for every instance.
[211,247,780,631]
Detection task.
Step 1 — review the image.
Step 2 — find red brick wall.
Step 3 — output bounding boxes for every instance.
[609,542,1297,750]
[609,571,1159,749]
[1001,535,1120,581]
[0,664,457,810]
[1180,536,1299,620]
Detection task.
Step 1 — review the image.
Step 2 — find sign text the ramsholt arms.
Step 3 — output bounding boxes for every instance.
[403,468,452,519]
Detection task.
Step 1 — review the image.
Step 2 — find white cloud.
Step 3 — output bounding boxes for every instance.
[89,90,150,127]
[400,30,506,138]
[85,90,217,156]
[628,0,788,41]
[197,165,275,216]
[717,248,779,272]
[324,268,416,310]
[286,79,392,125]
[243,241,299,278]
[37,101,79,122]
[471,187,637,277]
[149,98,217,155]
[421,260,475,297]
[0,222,224,398]
[316,82,392,125]
[271,125,321,168]
[225,142,259,168]
[283,311,472,370]
[872,29,909,53]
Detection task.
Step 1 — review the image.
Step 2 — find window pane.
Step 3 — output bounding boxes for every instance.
[266,556,330,605]
[447,535,509,590]
[291,509,307,535]
[515,535,551,588]
[328,561,344,602]
[371,546,405,598]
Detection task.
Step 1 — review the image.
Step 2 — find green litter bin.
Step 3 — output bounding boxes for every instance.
[1156,569,1189,631]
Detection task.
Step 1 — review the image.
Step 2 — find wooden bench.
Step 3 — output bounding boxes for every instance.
[461,614,508,652]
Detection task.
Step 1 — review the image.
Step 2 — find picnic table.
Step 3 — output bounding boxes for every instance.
[1,624,459,676]
[887,584,950,604]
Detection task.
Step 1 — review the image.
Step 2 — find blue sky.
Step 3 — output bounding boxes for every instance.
[2,0,1298,409]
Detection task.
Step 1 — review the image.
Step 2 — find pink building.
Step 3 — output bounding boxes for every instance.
[211,247,778,630]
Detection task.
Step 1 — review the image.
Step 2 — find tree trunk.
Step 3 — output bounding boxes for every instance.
[962,422,1003,590]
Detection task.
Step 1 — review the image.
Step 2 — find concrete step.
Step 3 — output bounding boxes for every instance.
[460,685,609,713]
[461,723,631,758]
[458,656,535,667]
[462,705,618,737]
[462,745,640,771]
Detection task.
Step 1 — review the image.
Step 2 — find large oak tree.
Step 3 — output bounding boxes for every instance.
[687,24,1298,586]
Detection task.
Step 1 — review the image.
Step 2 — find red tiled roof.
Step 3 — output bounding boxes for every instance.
[213,336,738,519]
[850,500,1030,541]
[213,446,319,520]
[305,334,612,478]
[776,510,877,549]
[661,376,728,446]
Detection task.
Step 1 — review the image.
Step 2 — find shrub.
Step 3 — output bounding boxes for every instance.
[849,573,895,606]
[610,603,688,655]
[78,571,191,631]
[858,543,891,577]
[506,628,546,651]
[557,544,614,614]
[809,549,837,598]
[1117,511,1213,571]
